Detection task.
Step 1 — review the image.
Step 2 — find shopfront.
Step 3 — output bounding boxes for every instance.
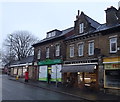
[38,59,62,82]
[62,64,98,89]
[103,57,120,89]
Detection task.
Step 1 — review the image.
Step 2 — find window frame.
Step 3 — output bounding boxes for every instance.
[79,23,84,33]
[37,49,41,59]
[46,47,50,58]
[78,42,84,56]
[55,44,60,57]
[88,41,94,56]
[70,45,74,58]
[110,37,117,53]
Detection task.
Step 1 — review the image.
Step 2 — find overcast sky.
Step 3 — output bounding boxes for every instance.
[0,1,119,49]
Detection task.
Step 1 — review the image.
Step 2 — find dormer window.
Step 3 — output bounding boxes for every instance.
[79,23,84,33]
[51,31,55,37]
[46,29,61,38]
[47,31,56,38]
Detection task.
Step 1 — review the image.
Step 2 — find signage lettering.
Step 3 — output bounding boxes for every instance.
[105,64,120,69]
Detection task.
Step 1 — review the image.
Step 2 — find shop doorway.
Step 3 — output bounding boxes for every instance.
[47,66,52,83]
[78,72,97,88]
[63,72,77,87]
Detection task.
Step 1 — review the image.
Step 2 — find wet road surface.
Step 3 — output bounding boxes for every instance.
[2,75,85,100]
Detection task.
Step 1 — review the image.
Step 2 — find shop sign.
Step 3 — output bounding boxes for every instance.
[103,57,120,63]
[38,59,62,65]
[105,63,120,69]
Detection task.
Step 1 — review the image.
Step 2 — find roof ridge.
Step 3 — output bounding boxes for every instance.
[84,13,101,25]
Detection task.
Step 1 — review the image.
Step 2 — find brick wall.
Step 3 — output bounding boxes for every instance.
[65,32,120,61]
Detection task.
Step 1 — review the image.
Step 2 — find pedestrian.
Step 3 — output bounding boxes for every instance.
[25,71,29,82]
[47,73,51,84]
[66,77,70,87]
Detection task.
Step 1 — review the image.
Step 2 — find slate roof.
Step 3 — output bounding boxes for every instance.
[10,56,33,66]
[94,23,120,32]
[65,11,120,41]
[65,23,120,41]
[84,13,101,29]
[32,27,74,46]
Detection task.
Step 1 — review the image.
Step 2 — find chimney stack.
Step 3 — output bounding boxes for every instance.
[105,6,118,26]
[76,10,80,19]
[118,1,120,9]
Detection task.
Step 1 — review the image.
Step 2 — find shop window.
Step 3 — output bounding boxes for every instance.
[18,68,22,76]
[78,72,96,86]
[13,68,18,75]
[110,37,117,53]
[105,70,120,88]
[88,41,94,55]
[70,45,74,57]
[23,68,27,76]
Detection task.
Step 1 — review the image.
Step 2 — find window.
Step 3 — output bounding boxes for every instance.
[47,31,56,38]
[78,43,84,56]
[46,47,50,58]
[51,31,56,37]
[88,41,94,55]
[47,33,50,38]
[79,23,84,33]
[55,44,60,56]
[70,45,74,57]
[110,37,117,53]
[37,49,41,59]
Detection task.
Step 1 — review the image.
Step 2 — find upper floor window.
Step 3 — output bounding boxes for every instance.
[88,41,94,55]
[37,49,41,59]
[51,31,55,37]
[110,37,117,53]
[78,43,84,56]
[46,47,50,58]
[55,44,60,56]
[70,45,74,57]
[79,23,84,33]
[46,31,56,38]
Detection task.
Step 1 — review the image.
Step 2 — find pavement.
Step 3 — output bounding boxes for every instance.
[8,76,119,101]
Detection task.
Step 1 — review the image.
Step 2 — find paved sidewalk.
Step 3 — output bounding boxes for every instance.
[8,76,119,101]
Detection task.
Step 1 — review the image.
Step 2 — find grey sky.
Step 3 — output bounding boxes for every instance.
[0,1,119,49]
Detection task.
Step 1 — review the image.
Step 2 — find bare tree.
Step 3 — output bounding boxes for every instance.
[3,31,37,62]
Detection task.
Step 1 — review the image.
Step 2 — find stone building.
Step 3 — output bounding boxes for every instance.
[32,6,120,94]
[62,6,120,93]
[32,28,74,82]
[9,56,34,79]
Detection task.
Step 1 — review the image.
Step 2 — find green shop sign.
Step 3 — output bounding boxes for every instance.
[38,59,62,65]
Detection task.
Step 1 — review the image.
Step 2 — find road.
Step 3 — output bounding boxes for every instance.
[2,75,84,100]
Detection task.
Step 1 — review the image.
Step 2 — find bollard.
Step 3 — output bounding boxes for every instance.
[16,75,19,80]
